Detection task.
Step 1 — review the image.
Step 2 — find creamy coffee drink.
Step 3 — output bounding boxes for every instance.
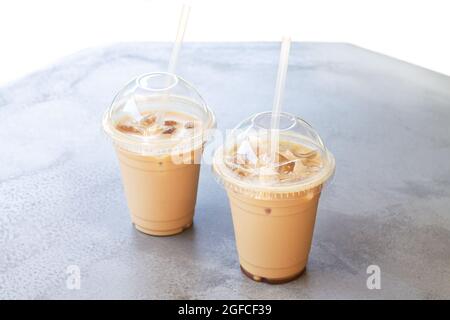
[103,72,215,236]
[213,111,335,283]
[114,110,203,235]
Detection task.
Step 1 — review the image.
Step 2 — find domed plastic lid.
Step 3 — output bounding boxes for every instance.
[103,72,216,156]
[213,111,335,199]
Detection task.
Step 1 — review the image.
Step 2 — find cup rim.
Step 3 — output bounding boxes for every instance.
[212,144,336,198]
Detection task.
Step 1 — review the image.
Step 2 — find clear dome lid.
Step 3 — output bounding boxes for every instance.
[103,72,216,156]
[213,111,335,199]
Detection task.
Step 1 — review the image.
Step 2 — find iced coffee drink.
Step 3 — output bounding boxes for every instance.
[103,72,215,236]
[213,111,335,283]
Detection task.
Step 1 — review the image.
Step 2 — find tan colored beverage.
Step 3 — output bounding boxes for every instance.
[226,181,322,283]
[115,111,203,235]
[103,72,215,236]
[115,146,201,235]
[213,112,335,283]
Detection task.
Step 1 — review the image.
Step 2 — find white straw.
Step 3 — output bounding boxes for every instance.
[270,37,291,163]
[168,4,191,74]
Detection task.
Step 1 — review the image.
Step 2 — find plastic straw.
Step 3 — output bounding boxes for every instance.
[270,37,291,163]
[168,4,191,75]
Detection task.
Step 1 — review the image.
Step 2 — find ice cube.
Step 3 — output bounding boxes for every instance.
[162,126,176,135]
[116,121,144,135]
[293,159,308,176]
[301,154,322,169]
[292,147,317,159]
[185,121,195,129]
[258,166,278,183]
[164,120,178,126]
[141,114,156,127]
[279,149,298,161]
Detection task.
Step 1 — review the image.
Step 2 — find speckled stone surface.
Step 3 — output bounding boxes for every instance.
[0,43,449,299]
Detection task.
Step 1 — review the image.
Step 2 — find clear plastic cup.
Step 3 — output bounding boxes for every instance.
[103,72,215,236]
[213,111,335,283]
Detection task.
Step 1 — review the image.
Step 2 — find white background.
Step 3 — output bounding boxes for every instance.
[0,0,449,85]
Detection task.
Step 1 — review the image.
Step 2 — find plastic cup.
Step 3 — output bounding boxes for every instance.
[213,111,335,283]
[103,72,215,236]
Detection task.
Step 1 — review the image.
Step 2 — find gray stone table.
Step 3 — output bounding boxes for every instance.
[1,43,449,299]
